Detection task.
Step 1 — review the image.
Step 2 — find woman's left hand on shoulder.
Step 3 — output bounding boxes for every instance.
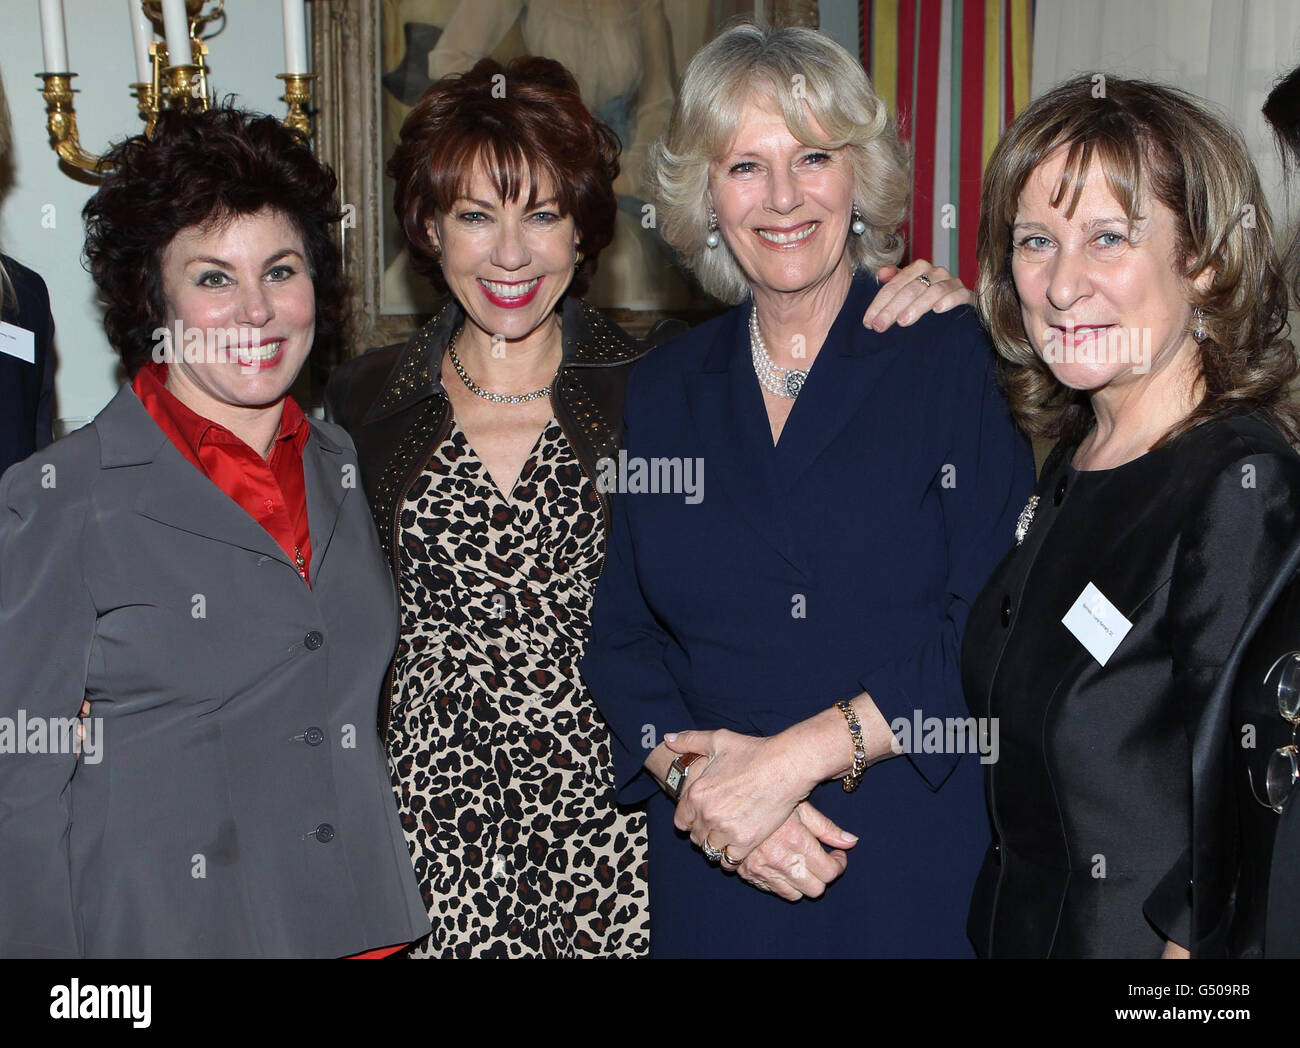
[862,259,972,332]
[664,728,821,861]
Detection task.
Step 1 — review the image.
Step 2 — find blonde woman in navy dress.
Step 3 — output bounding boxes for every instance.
[580,24,1032,957]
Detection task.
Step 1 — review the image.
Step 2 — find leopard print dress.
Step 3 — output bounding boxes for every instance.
[388,416,649,958]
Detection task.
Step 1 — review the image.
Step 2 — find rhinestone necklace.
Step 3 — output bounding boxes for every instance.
[447,326,554,405]
[749,308,808,399]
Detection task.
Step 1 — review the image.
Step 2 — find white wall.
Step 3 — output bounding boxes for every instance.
[0,0,294,426]
[1032,0,1300,236]
[817,0,859,59]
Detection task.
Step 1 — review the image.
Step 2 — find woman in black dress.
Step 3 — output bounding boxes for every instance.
[0,72,54,474]
[962,74,1300,958]
[0,253,54,476]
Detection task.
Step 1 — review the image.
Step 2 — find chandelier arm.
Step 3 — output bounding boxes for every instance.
[38,74,111,174]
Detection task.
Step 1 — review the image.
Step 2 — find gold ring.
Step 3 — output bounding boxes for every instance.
[721,846,741,867]
[916,272,933,287]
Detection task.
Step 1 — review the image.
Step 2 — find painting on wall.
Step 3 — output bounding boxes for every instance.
[314,0,819,349]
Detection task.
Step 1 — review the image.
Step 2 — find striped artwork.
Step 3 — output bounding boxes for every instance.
[861,0,1033,281]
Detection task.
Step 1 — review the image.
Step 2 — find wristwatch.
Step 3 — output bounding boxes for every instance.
[664,752,705,803]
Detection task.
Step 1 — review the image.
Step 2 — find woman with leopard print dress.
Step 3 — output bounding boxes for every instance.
[326,57,665,958]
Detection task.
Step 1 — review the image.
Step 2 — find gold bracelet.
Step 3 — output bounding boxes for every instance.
[836,700,868,792]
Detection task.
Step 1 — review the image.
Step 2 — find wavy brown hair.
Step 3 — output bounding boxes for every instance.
[82,105,349,378]
[976,73,1300,447]
[388,56,620,299]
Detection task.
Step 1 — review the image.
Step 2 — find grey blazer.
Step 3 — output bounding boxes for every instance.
[0,384,430,957]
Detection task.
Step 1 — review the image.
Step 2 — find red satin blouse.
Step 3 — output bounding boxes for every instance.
[132,362,312,586]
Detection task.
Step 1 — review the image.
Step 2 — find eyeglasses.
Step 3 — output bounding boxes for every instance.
[1250,651,1300,813]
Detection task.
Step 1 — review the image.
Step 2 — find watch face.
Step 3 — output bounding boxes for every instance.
[665,765,683,795]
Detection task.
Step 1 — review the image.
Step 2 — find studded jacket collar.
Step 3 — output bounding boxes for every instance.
[324,296,680,732]
[328,293,674,547]
[361,293,649,421]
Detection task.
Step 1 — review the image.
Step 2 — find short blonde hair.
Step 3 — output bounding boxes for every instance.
[977,73,1299,446]
[648,22,908,304]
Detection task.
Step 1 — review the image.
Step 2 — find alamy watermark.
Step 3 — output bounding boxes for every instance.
[595,451,704,504]
[50,980,150,1027]
[0,709,102,764]
[890,712,999,765]
[150,321,279,374]
[1042,325,1151,375]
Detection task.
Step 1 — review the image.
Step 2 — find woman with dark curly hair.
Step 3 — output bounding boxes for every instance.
[961,74,1300,958]
[0,106,429,957]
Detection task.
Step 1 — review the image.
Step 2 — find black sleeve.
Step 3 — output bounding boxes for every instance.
[1144,449,1300,949]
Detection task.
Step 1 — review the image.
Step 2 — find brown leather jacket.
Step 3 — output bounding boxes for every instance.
[324,294,682,733]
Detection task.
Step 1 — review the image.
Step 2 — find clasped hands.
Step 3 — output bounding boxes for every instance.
[663,728,857,902]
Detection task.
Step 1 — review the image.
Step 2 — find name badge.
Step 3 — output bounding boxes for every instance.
[1062,582,1132,666]
[0,322,36,364]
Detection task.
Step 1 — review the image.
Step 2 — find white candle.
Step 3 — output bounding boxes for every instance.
[161,0,191,67]
[39,0,69,73]
[127,0,155,83]
[282,0,308,75]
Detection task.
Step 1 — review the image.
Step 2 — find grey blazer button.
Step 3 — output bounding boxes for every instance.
[1000,595,1012,627]
[1053,476,1068,505]
[312,823,335,843]
[304,631,324,650]
[303,726,325,746]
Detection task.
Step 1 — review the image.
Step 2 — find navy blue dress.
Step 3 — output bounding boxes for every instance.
[579,273,1035,957]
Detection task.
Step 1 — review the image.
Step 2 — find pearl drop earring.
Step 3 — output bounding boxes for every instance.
[705,208,721,249]
[850,205,866,236]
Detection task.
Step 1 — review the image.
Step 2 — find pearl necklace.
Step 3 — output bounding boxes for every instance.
[447,326,553,405]
[749,308,808,399]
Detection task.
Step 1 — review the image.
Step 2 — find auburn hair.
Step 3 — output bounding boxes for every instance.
[387,56,620,298]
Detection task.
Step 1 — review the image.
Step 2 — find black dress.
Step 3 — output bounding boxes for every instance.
[962,412,1300,957]
[1220,536,1300,957]
[0,255,55,475]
